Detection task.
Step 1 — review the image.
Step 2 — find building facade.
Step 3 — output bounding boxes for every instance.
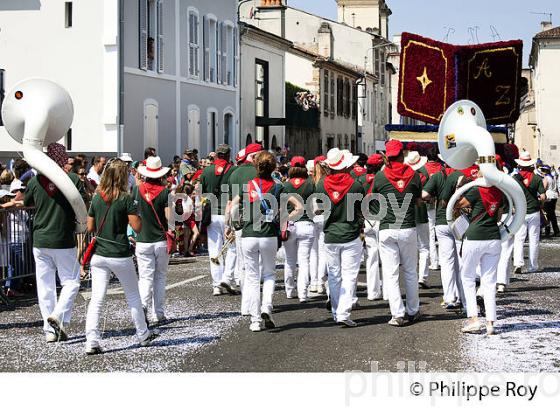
[529,22,560,165]
[240,0,393,155]
[0,0,239,164]
[514,68,538,158]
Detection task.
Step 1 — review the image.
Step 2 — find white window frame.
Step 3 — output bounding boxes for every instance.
[223,107,236,146]
[140,0,164,73]
[222,21,234,86]
[233,26,239,87]
[187,7,200,79]
[205,15,217,83]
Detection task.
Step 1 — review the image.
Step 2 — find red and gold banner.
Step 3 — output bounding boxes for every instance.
[398,32,522,125]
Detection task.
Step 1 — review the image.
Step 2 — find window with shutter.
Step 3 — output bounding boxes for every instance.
[330,77,335,118]
[323,70,329,116]
[232,27,239,87]
[157,0,164,73]
[139,0,148,70]
[188,10,200,78]
[208,18,217,82]
[203,16,209,81]
[216,22,221,84]
[221,24,228,85]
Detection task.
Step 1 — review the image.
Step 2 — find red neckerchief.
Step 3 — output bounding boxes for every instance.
[519,170,534,188]
[289,177,307,189]
[419,171,427,186]
[353,166,367,177]
[478,186,503,217]
[191,169,203,182]
[383,161,416,193]
[213,159,232,176]
[38,175,59,198]
[460,165,479,179]
[139,181,165,203]
[248,177,275,204]
[365,173,376,195]
[323,173,355,204]
[444,167,456,176]
[425,161,443,176]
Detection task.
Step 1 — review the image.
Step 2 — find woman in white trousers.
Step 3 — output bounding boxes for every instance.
[283,157,316,302]
[85,159,157,354]
[228,151,302,332]
[455,184,504,335]
[134,156,172,325]
[308,157,328,295]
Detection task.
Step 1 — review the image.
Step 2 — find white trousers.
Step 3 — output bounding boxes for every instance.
[379,228,420,318]
[435,225,462,303]
[33,247,81,333]
[85,255,149,348]
[242,237,277,324]
[283,221,315,299]
[460,240,501,321]
[417,222,430,281]
[136,241,169,320]
[208,214,233,286]
[497,236,514,285]
[310,217,328,287]
[427,208,439,268]
[513,211,541,271]
[364,221,382,299]
[325,238,362,322]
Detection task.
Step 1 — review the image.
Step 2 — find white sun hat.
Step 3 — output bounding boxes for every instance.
[515,150,537,167]
[119,153,133,162]
[306,159,315,172]
[324,148,359,171]
[405,151,428,171]
[137,156,170,179]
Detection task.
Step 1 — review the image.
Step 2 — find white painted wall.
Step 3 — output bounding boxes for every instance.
[240,29,287,150]
[533,40,560,165]
[0,0,118,155]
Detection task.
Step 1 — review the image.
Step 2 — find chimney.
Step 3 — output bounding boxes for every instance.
[260,0,284,7]
[541,21,553,32]
[318,22,333,59]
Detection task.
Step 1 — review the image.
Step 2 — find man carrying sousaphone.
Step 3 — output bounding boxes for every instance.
[372,140,422,327]
[315,148,365,328]
[134,156,172,326]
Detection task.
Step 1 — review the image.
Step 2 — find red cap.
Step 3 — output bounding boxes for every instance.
[367,154,384,166]
[385,140,403,158]
[314,155,327,166]
[290,156,306,168]
[495,154,504,167]
[245,143,263,156]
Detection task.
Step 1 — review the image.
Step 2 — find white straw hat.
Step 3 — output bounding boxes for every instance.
[137,156,170,179]
[405,151,428,171]
[324,148,359,171]
[514,150,537,167]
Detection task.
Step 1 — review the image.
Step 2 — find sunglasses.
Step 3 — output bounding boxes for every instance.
[78,172,87,176]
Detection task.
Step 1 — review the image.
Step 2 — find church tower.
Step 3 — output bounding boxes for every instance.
[335,0,391,38]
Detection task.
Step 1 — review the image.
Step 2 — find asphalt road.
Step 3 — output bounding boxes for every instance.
[1,238,559,372]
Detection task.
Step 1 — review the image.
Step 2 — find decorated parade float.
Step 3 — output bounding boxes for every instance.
[386,32,523,166]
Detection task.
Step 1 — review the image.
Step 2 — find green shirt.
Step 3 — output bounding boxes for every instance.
[372,169,422,231]
[228,163,257,229]
[201,163,236,215]
[513,173,545,214]
[415,167,429,224]
[282,178,315,222]
[362,174,380,217]
[423,170,464,226]
[88,193,137,258]
[24,173,84,249]
[315,179,365,244]
[242,181,284,238]
[132,185,169,243]
[464,187,503,241]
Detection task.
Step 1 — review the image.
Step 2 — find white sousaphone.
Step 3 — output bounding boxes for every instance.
[437,100,526,241]
[1,78,87,233]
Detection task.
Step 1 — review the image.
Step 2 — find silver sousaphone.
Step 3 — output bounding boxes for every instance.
[1,79,87,233]
[437,100,526,240]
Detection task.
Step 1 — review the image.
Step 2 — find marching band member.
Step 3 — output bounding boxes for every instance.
[424,148,443,270]
[454,177,504,335]
[85,159,157,354]
[512,151,546,274]
[134,156,171,325]
[24,143,83,342]
[309,156,328,295]
[200,144,237,295]
[283,156,316,302]
[226,143,263,315]
[422,162,464,309]
[316,148,364,327]
[231,151,302,332]
[405,151,431,288]
[362,153,384,300]
[373,141,422,326]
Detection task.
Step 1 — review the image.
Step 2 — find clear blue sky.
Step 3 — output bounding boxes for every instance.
[288,0,560,67]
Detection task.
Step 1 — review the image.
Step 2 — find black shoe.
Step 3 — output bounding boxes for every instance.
[418,280,430,289]
[47,316,68,342]
[407,311,422,323]
[261,312,276,329]
[220,282,240,295]
[85,346,103,355]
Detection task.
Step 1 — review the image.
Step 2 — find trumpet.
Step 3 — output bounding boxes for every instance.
[210,234,236,265]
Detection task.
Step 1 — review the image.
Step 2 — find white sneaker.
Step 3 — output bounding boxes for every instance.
[45,332,58,343]
[497,284,506,293]
[47,316,68,341]
[212,286,223,296]
[309,285,317,293]
[139,331,159,347]
[286,290,297,299]
[316,284,325,295]
[461,320,483,334]
[249,322,262,332]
